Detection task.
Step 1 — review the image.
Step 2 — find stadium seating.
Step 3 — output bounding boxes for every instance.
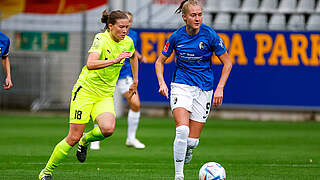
[278,0,297,13]
[250,14,268,30]
[268,14,286,30]
[242,0,260,12]
[232,13,250,30]
[306,14,320,30]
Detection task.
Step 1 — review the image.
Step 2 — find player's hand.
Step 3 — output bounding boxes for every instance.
[213,87,223,107]
[2,77,13,90]
[115,51,132,64]
[139,56,147,63]
[128,81,137,99]
[158,82,168,99]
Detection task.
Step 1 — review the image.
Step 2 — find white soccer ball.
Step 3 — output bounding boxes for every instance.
[199,162,226,180]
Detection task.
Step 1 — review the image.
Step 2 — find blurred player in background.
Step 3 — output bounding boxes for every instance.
[155,0,232,179]
[90,11,146,150]
[0,32,13,90]
[39,10,138,180]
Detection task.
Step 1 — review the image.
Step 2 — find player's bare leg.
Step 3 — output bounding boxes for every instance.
[185,120,203,164]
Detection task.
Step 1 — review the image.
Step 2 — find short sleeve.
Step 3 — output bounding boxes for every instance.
[162,32,176,57]
[211,31,227,57]
[3,38,10,56]
[88,34,105,54]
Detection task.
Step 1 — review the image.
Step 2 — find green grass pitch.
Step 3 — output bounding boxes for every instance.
[0,113,320,179]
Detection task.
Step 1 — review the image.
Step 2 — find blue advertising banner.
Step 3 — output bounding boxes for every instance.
[133,29,320,110]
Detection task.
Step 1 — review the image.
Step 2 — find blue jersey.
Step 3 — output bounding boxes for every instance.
[0,32,10,57]
[118,29,138,80]
[162,24,226,91]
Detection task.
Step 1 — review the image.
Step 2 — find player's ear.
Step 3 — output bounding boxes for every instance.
[108,24,113,30]
[182,13,187,23]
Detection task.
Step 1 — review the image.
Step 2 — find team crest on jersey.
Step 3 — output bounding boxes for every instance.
[164,41,169,52]
[199,41,205,50]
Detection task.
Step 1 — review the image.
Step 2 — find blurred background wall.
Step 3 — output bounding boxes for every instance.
[0,0,319,120]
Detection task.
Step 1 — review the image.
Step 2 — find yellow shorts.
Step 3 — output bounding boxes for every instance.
[69,84,115,124]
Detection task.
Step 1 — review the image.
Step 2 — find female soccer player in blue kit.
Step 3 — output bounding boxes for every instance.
[155,0,232,179]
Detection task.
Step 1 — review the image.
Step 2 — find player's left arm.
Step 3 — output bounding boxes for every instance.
[128,50,139,99]
[1,55,13,90]
[135,51,147,63]
[213,51,232,107]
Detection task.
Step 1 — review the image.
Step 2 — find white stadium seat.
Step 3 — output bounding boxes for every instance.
[206,0,220,12]
[287,15,305,30]
[317,0,320,12]
[297,0,315,12]
[213,13,231,30]
[278,0,297,13]
[232,13,250,30]
[250,14,268,30]
[242,0,260,12]
[260,0,278,12]
[306,14,320,30]
[268,14,286,30]
[221,0,241,12]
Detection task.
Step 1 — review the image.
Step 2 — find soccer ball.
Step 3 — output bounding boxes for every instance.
[199,162,226,180]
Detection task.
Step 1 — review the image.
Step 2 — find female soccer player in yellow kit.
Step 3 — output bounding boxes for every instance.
[39,10,138,180]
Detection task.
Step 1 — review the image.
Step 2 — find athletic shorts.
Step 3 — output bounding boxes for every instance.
[170,83,213,123]
[117,76,133,94]
[69,84,115,124]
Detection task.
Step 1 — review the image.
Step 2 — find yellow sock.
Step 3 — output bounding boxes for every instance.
[44,139,72,172]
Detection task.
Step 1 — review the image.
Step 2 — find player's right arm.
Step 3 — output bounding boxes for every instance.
[86,51,131,70]
[155,54,169,99]
[155,32,176,99]
[1,55,13,90]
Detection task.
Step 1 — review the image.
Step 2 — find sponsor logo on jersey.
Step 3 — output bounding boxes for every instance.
[163,41,169,52]
[176,159,183,162]
[199,41,205,50]
[219,38,224,48]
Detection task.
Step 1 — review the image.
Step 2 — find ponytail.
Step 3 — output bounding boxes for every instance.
[175,0,202,14]
[175,0,188,14]
[101,9,128,30]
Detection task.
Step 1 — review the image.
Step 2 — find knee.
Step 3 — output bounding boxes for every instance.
[100,126,115,137]
[66,133,82,146]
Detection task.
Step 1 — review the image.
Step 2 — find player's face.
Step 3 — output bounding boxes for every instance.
[109,18,129,42]
[183,4,203,30]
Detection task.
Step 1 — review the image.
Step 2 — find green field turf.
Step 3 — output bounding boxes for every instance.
[0,113,320,180]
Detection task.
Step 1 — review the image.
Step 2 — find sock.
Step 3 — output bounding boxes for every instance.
[90,124,100,145]
[127,110,140,140]
[173,125,189,177]
[45,139,72,172]
[187,137,199,149]
[81,126,105,145]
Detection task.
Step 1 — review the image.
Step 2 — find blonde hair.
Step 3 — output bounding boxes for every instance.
[175,0,202,14]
